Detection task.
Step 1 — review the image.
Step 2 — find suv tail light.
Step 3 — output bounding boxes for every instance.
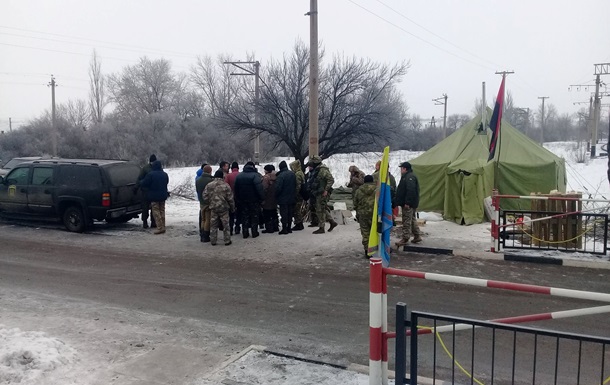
[102,192,110,207]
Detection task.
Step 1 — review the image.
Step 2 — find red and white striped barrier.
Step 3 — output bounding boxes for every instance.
[412,305,610,335]
[369,258,382,385]
[383,267,610,302]
[369,258,610,385]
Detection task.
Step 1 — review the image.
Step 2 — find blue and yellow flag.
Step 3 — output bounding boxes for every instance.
[367,146,393,267]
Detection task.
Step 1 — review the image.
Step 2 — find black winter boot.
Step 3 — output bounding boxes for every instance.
[291,223,304,231]
[202,231,211,243]
[243,229,250,239]
[252,228,260,238]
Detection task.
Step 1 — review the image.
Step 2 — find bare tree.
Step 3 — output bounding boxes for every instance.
[210,41,410,165]
[88,50,106,124]
[107,57,187,120]
[59,99,90,129]
[191,54,246,118]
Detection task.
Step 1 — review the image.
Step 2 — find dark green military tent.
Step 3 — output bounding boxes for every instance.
[410,112,566,225]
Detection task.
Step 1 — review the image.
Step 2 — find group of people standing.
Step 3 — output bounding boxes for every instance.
[136,153,423,257]
[350,160,422,258]
[194,156,339,246]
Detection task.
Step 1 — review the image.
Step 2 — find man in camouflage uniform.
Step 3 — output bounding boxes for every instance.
[353,175,376,258]
[307,155,338,234]
[203,170,236,246]
[290,159,306,231]
[196,164,214,242]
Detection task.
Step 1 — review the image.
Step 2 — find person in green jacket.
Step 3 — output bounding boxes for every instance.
[353,175,376,258]
[394,161,422,246]
[307,155,338,234]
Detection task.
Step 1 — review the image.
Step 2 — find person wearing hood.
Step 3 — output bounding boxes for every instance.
[137,154,158,229]
[347,165,365,200]
[275,161,297,234]
[224,162,241,235]
[203,170,235,246]
[234,161,264,238]
[261,164,279,233]
[353,175,376,258]
[139,159,169,234]
[195,164,214,242]
[307,155,338,234]
[289,159,306,231]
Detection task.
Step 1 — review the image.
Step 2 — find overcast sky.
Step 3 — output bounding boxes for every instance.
[1,0,609,132]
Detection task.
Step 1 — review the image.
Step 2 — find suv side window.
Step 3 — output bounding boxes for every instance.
[32,167,54,185]
[58,165,102,188]
[6,167,29,185]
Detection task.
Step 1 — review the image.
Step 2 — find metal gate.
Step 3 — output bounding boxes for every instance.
[395,303,610,385]
[500,210,608,256]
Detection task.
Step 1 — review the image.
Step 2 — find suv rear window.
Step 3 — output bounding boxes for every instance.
[57,165,102,188]
[105,163,140,186]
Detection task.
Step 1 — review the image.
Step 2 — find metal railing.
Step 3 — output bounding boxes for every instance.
[396,303,610,385]
[500,210,608,256]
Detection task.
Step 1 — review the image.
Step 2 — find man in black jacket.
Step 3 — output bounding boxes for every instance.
[139,160,169,235]
[234,161,264,238]
[275,160,297,234]
[394,161,422,246]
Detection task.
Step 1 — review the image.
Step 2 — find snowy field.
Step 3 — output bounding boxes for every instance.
[1,141,609,385]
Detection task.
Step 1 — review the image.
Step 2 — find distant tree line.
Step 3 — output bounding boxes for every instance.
[0,44,607,167]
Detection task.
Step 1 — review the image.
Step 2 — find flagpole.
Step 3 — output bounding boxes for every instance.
[493,71,514,191]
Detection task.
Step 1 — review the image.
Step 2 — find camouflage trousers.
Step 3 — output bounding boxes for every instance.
[401,207,421,241]
[358,216,373,252]
[151,201,166,231]
[293,197,304,225]
[314,194,330,225]
[210,210,231,244]
[199,203,211,232]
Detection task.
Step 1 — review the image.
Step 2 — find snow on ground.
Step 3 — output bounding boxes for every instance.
[2,142,608,384]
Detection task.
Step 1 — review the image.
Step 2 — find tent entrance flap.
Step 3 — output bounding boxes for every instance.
[444,169,486,225]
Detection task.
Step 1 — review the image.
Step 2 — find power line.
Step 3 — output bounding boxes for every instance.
[373,0,501,69]
[0,42,192,71]
[0,31,198,60]
[0,25,198,58]
[345,0,496,72]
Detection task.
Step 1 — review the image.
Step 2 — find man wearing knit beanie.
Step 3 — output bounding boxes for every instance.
[137,154,158,228]
[275,160,296,234]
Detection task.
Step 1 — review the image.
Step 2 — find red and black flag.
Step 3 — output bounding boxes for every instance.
[488,76,506,161]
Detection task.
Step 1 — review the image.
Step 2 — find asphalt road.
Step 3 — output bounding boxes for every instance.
[0,220,608,384]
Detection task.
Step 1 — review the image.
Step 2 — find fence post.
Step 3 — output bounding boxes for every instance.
[370,258,383,385]
[410,312,419,385]
[395,302,407,385]
[491,189,500,252]
[382,268,388,385]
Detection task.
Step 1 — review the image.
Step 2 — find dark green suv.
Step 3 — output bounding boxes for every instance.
[0,159,143,232]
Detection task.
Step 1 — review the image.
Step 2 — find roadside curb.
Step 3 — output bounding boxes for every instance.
[400,246,610,270]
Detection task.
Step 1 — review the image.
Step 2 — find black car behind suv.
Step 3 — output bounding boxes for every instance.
[0,159,143,232]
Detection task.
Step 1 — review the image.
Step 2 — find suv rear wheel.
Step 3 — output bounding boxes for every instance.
[63,206,86,233]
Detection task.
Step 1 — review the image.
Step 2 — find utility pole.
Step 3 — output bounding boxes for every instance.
[591,63,610,157]
[223,61,261,164]
[495,71,514,114]
[306,0,319,157]
[9,118,12,132]
[538,96,549,145]
[433,94,448,138]
[48,75,58,156]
